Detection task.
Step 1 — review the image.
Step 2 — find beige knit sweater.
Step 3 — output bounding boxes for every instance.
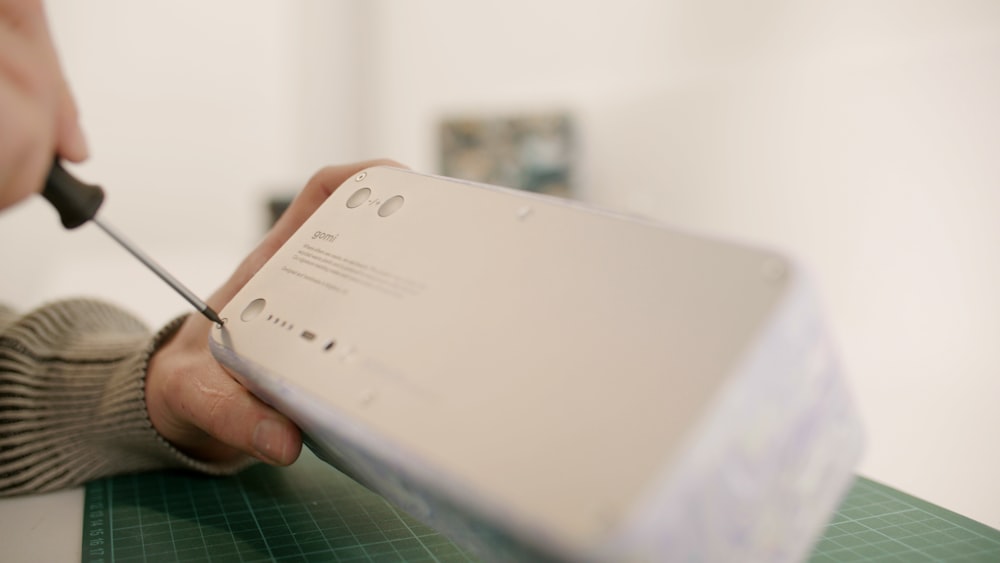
[0,298,249,496]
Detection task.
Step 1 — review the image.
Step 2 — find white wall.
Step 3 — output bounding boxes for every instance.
[364,0,1000,528]
[1,0,997,530]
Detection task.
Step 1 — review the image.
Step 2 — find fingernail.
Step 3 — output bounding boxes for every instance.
[253,419,289,464]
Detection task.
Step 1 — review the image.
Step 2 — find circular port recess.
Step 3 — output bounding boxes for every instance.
[378,195,405,217]
[240,298,267,322]
[346,187,371,208]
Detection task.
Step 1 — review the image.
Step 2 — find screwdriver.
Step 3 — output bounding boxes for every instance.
[41,159,225,326]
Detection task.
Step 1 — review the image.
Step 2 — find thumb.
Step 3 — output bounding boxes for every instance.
[53,82,88,162]
[24,0,90,162]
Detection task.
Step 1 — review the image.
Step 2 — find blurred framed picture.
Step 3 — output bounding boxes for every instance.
[439,113,574,198]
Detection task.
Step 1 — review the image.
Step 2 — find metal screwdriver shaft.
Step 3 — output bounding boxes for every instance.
[92,217,224,326]
[42,159,224,326]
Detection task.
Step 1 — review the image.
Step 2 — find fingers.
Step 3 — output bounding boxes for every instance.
[0,74,49,209]
[260,159,405,262]
[53,70,88,162]
[208,159,405,310]
[147,160,410,468]
[0,0,87,210]
[0,14,51,209]
[147,347,302,465]
[147,160,406,467]
[14,0,89,162]
[0,0,47,35]
[37,10,88,163]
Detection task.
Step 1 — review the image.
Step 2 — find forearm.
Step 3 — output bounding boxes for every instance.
[0,299,250,496]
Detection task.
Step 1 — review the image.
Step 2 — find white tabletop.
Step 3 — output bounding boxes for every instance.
[0,488,82,562]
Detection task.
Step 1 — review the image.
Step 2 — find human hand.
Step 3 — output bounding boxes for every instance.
[0,0,88,210]
[145,160,402,466]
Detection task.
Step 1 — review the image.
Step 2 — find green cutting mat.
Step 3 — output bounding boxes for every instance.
[82,450,473,562]
[83,450,1000,562]
[811,478,1000,562]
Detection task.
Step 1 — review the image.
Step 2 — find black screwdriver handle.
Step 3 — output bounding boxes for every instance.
[42,159,105,229]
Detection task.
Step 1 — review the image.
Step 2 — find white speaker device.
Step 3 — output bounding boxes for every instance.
[209,166,863,562]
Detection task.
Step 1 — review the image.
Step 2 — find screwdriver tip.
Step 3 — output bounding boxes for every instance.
[203,307,225,328]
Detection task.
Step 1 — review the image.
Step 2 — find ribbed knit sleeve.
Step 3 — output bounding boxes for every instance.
[0,298,251,496]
